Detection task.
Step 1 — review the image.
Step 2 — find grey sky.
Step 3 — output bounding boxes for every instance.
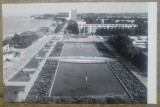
[2,2,148,17]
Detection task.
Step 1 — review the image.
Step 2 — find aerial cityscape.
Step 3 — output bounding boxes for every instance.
[3,3,148,104]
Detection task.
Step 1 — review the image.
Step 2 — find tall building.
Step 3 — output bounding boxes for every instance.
[69,9,77,21]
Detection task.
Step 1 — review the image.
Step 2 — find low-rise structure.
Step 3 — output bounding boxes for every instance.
[3,44,16,61]
[3,51,15,61]
[3,44,10,53]
[129,36,148,49]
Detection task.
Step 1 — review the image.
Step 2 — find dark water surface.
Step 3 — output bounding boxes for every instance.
[51,63,129,98]
[61,43,101,57]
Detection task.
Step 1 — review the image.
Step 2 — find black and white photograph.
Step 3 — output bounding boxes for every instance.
[2,2,157,104]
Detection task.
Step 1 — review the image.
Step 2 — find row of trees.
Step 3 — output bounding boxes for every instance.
[78,12,147,19]
[96,27,135,36]
[109,34,133,56]
[80,27,88,33]
[108,34,147,73]
[84,17,101,24]
[3,31,39,48]
[83,16,147,24]
[84,17,148,36]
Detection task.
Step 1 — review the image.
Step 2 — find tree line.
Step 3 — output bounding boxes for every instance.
[66,20,79,34]
[108,34,147,74]
[3,31,39,48]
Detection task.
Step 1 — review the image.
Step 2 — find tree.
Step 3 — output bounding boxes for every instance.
[67,20,79,34]
[80,27,88,33]
[127,46,140,58]
[10,31,39,48]
[108,34,132,55]
[84,17,97,24]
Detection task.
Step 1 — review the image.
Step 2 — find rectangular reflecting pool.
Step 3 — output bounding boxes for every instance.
[61,43,101,57]
[51,62,129,98]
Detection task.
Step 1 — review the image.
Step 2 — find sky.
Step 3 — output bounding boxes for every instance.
[2,2,148,17]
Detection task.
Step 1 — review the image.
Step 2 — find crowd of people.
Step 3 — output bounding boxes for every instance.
[95,42,115,58]
[49,42,63,57]
[25,60,58,102]
[107,61,147,103]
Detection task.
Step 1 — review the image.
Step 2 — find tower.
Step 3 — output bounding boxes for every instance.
[69,9,77,21]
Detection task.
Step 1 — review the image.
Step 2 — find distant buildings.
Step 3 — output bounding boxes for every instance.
[55,9,144,35]
[129,36,148,49]
[56,9,77,21]
[69,9,77,21]
[78,23,138,34]
[115,20,135,23]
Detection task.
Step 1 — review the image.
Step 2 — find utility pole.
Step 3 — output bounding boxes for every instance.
[85,72,88,104]
[86,72,88,92]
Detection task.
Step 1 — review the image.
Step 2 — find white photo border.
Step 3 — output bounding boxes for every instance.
[148,2,157,104]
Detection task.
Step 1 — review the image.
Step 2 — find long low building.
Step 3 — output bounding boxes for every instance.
[78,23,138,34]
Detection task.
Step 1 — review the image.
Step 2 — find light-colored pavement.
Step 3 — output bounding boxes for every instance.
[47,56,116,63]
[3,35,54,82]
[63,35,103,42]
[5,81,28,86]
[17,34,64,101]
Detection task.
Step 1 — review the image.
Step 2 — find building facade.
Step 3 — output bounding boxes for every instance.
[78,24,138,34]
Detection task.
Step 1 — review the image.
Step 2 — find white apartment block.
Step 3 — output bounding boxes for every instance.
[78,24,138,34]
